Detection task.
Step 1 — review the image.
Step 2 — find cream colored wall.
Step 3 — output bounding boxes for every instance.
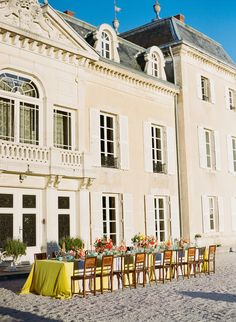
[176,48,236,245]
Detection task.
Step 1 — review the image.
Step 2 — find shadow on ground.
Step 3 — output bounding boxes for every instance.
[0,278,26,292]
[0,306,60,321]
[180,291,236,303]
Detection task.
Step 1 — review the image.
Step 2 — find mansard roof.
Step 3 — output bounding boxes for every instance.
[121,17,235,67]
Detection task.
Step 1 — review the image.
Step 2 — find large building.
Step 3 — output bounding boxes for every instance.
[0,0,235,261]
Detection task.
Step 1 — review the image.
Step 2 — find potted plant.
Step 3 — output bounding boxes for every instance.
[4,239,26,270]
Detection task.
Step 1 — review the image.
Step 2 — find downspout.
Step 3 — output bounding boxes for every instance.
[169,46,183,237]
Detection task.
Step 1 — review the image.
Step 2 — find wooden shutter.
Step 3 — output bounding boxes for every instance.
[214,131,221,171]
[210,79,215,104]
[202,195,210,233]
[119,115,129,170]
[218,197,224,233]
[78,190,90,249]
[90,108,101,166]
[91,192,103,242]
[231,197,236,232]
[227,135,234,173]
[198,126,207,169]
[145,195,155,236]
[170,196,180,239]
[123,193,134,246]
[225,87,230,110]
[143,122,153,172]
[197,74,202,99]
[167,126,176,175]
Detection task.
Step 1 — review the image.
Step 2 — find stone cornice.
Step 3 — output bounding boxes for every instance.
[88,60,179,96]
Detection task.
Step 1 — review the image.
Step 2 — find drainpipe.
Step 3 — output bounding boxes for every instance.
[169,46,183,237]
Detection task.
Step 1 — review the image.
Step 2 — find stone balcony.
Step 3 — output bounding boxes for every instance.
[0,140,90,178]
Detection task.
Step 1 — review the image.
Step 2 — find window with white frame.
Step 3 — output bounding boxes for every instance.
[204,129,215,169]
[0,72,40,145]
[151,53,159,77]
[100,112,118,168]
[101,31,111,59]
[151,125,165,173]
[201,76,210,102]
[229,89,236,110]
[102,194,119,245]
[232,137,236,172]
[54,109,72,150]
[208,196,218,231]
[154,196,169,241]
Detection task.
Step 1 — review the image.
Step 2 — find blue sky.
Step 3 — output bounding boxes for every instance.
[46,0,236,63]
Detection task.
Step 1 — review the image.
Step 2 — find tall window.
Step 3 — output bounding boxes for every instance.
[151,53,159,77]
[102,194,119,245]
[0,72,40,145]
[154,196,169,241]
[204,129,215,169]
[201,76,210,102]
[229,89,235,110]
[101,31,111,59]
[58,196,70,242]
[232,137,236,172]
[208,196,217,231]
[100,112,117,168]
[54,109,72,150]
[151,125,165,173]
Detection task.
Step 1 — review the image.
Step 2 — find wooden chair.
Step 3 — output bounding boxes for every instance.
[205,245,216,274]
[71,256,97,297]
[133,252,147,288]
[155,250,173,283]
[113,253,134,289]
[196,247,206,275]
[34,252,47,260]
[183,247,197,278]
[172,249,185,279]
[96,255,114,294]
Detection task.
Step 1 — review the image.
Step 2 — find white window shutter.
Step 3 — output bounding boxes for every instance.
[143,122,152,173]
[202,195,210,233]
[145,195,155,236]
[167,126,176,175]
[218,197,224,233]
[78,190,90,249]
[90,108,101,166]
[225,87,230,110]
[210,79,215,104]
[231,197,236,232]
[214,131,221,171]
[197,74,202,99]
[227,135,234,173]
[123,193,134,246]
[170,196,180,239]
[91,192,103,242]
[119,115,129,170]
[198,126,207,169]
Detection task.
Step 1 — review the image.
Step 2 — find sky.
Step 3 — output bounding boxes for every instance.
[45,0,236,63]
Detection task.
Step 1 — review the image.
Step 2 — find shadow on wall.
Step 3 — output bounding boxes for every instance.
[179,291,236,303]
[0,306,59,321]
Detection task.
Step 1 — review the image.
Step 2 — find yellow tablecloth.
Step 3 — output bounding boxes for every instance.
[20,260,74,299]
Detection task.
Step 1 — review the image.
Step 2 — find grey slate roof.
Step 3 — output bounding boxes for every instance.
[121,17,235,67]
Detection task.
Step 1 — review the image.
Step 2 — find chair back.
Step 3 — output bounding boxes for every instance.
[176,248,185,264]
[84,256,97,277]
[101,255,114,275]
[187,247,196,262]
[135,252,146,271]
[198,247,206,261]
[34,252,47,260]
[163,250,172,265]
[208,245,216,260]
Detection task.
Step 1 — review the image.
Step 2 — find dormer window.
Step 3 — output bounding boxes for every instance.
[144,46,166,80]
[101,31,111,59]
[93,24,120,63]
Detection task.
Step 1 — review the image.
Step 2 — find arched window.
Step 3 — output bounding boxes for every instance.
[151,53,159,77]
[0,72,41,145]
[101,31,111,59]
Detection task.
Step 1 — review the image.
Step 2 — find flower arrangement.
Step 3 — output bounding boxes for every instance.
[69,248,85,259]
[94,237,113,253]
[59,236,84,252]
[131,233,158,249]
[116,241,127,253]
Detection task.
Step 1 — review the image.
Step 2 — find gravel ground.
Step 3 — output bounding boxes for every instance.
[0,252,236,322]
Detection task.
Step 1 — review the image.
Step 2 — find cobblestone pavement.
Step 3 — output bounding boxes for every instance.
[0,252,236,322]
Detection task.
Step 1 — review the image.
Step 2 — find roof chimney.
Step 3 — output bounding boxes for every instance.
[174,14,185,23]
[64,10,75,17]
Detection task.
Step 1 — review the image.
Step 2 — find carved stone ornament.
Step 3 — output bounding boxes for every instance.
[0,0,70,43]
